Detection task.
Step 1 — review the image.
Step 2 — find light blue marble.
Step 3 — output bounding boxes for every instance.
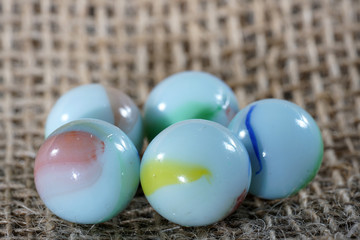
[228,99,323,199]
[140,119,251,227]
[45,84,144,151]
[45,84,113,137]
[36,119,140,224]
[144,71,239,141]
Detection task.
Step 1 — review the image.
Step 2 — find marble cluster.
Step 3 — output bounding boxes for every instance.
[35,71,323,226]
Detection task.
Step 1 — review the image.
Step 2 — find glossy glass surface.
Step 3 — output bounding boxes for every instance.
[45,84,144,151]
[140,119,251,227]
[35,119,140,224]
[144,71,239,141]
[228,99,323,199]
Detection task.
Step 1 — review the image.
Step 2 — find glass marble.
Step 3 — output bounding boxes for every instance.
[45,84,144,152]
[35,119,140,224]
[140,119,251,227]
[144,71,239,141]
[228,99,323,200]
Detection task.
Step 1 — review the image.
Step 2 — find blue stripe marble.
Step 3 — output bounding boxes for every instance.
[228,99,323,199]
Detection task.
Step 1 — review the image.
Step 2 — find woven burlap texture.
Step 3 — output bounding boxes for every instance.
[0,0,359,239]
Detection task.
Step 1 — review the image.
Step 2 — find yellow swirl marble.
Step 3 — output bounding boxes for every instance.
[141,160,212,196]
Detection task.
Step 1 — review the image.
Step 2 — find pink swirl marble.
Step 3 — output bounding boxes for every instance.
[34,131,105,200]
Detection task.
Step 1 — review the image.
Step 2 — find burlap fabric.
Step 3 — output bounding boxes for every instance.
[0,0,359,239]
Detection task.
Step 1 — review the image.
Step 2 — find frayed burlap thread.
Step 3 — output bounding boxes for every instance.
[0,0,359,239]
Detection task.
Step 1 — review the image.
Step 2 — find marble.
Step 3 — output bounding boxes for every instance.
[35,119,140,224]
[45,84,144,151]
[144,71,239,141]
[228,99,323,199]
[140,119,251,227]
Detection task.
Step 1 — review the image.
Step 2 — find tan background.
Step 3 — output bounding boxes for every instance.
[0,0,359,239]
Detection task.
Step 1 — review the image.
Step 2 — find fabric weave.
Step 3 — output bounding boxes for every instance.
[0,0,359,239]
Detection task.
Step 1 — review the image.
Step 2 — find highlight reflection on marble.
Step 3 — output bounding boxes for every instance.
[140,119,251,227]
[35,119,140,224]
[228,99,323,200]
